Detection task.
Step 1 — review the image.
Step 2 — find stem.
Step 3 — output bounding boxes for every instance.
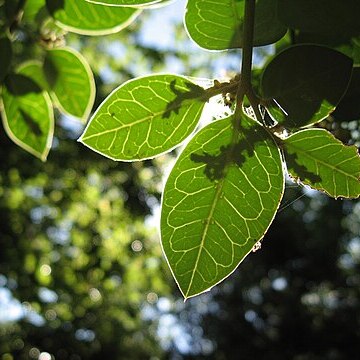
[234,0,264,123]
[237,0,256,104]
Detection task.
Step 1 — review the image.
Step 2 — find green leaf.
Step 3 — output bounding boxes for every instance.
[161,113,284,299]
[261,45,353,129]
[46,0,140,35]
[17,61,48,90]
[1,69,54,161]
[278,0,360,38]
[283,129,360,199]
[85,0,161,6]
[184,0,286,51]
[0,36,12,84]
[44,47,95,121]
[23,0,45,21]
[79,74,207,161]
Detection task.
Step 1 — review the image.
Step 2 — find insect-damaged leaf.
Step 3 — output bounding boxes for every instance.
[185,0,286,51]
[161,113,284,299]
[261,45,353,129]
[283,129,360,199]
[79,74,207,161]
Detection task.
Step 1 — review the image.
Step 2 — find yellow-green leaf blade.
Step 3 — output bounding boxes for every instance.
[283,129,360,199]
[161,114,284,299]
[44,47,95,121]
[185,0,286,51]
[79,74,207,161]
[46,0,140,35]
[1,71,54,161]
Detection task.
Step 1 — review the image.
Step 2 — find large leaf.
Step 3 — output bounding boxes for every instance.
[185,0,286,51]
[283,129,360,199]
[44,47,95,121]
[278,0,360,38]
[46,0,140,35]
[0,36,12,84]
[261,45,353,129]
[161,113,284,298]
[1,69,54,161]
[80,74,207,161]
[85,0,161,6]
[332,67,360,121]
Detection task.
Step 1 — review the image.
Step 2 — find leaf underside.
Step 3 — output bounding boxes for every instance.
[1,68,54,161]
[46,0,140,35]
[283,129,360,199]
[185,0,286,50]
[80,74,207,161]
[44,47,95,121]
[161,113,284,299]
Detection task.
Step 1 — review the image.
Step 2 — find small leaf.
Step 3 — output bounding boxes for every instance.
[278,0,360,38]
[79,74,207,161]
[44,47,95,121]
[46,0,140,35]
[0,36,12,84]
[283,129,360,199]
[85,0,161,6]
[261,45,353,129]
[185,0,286,51]
[1,69,54,161]
[161,113,284,299]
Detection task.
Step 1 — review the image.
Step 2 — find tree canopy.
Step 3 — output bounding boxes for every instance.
[0,0,360,359]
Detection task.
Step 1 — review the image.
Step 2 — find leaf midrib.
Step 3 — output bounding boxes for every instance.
[81,97,203,141]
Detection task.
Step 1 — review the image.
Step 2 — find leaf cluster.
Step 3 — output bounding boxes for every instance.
[1,0,360,298]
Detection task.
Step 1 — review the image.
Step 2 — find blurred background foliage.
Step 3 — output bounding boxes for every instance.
[1,0,360,359]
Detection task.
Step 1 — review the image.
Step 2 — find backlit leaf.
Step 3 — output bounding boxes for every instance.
[44,47,95,121]
[185,0,286,50]
[46,0,140,35]
[79,74,207,161]
[1,67,54,161]
[261,45,353,129]
[283,129,360,199]
[161,113,284,299]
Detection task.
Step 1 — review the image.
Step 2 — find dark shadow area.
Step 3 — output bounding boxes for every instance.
[333,67,360,121]
[5,74,42,96]
[45,0,65,14]
[44,57,59,89]
[262,45,354,129]
[163,80,206,118]
[19,109,43,136]
[190,125,264,181]
[285,151,322,183]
